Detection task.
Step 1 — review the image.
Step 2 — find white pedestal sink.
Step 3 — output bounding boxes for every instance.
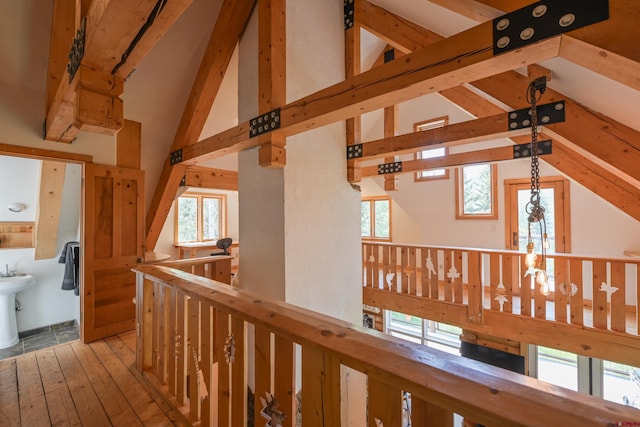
[0,274,35,349]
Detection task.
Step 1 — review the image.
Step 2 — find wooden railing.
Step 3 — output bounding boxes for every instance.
[133,264,640,426]
[159,255,234,284]
[362,242,640,366]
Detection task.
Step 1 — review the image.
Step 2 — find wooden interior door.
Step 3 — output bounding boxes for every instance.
[82,164,145,342]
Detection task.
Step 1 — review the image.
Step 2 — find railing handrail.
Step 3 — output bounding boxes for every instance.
[363,241,640,264]
[159,255,234,268]
[134,264,639,426]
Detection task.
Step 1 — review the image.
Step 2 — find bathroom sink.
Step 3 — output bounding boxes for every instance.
[0,274,35,295]
[0,274,35,348]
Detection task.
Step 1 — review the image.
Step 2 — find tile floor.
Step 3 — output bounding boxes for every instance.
[0,322,79,360]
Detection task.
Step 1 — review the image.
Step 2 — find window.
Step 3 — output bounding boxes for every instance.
[414,116,449,182]
[385,310,461,356]
[175,193,226,243]
[361,197,391,241]
[455,164,497,219]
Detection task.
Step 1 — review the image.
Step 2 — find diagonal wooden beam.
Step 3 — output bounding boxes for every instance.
[356,112,530,162]
[354,0,441,52]
[180,23,563,165]
[470,70,640,186]
[145,0,256,250]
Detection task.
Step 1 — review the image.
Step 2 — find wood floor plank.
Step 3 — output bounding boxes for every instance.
[0,359,20,426]
[16,353,50,427]
[71,342,143,426]
[35,349,81,426]
[105,334,188,426]
[54,345,112,427]
[90,340,173,426]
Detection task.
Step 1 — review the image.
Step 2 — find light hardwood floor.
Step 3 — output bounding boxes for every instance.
[0,332,187,426]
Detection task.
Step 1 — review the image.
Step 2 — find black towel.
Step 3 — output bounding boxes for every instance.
[59,241,80,295]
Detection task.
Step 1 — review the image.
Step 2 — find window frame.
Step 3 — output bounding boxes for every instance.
[174,192,227,244]
[413,116,450,182]
[454,163,498,220]
[361,196,392,242]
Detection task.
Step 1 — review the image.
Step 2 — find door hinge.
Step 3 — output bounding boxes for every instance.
[136,322,141,337]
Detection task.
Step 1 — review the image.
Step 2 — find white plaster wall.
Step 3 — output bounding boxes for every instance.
[0,158,81,332]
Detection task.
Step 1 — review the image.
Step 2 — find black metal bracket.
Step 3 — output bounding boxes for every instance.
[508,101,565,130]
[384,49,395,63]
[347,144,363,159]
[344,0,355,30]
[249,108,281,138]
[378,161,403,175]
[67,17,86,83]
[180,175,186,186]
[170,148,183,165]
[513,140,553,159]
[493,0,609,55]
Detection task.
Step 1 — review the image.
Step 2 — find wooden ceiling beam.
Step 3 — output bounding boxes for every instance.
[181,23,562,165]
[44,0,195,142]
[145,0,256,250]
[361,144,518,178]
[354,0,441,52]
[183,166,238,191]
[357,112,530,162]
[470,71,640,186]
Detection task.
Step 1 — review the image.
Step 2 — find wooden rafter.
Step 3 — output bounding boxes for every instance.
[145,0,256,250]
[44,0,195,143]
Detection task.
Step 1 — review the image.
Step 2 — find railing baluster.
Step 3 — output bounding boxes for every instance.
[373,244,380,289]
[231,317,246,425]
[152,282,160,379]
[390,245,398,292]
[520,256,532,317]
[444,250,453,302]
[410,247,417,296]
[302,346,340,425]
[254,326,271,424]
[503,254,514,314]
[167,288,177,397]
[453,250,463,303]
[534,261,547,319]
[429,248,439,300]
[412,398,454,427]
[366,244,373,288]
[467,251,483,324]
[176,293,187,406]
[554,257,569,324]
[569,259,584,326]
[592,260,608,329]
[490,254,500,312]
[188,297,201,420]
[368,376,402,426]
[382,245,390,290]
[274,335,295,426]
[201,302,212,426]
[401,246,409,294]
[611,261,626,333]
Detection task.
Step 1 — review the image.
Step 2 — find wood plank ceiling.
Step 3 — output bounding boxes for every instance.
[44,0,640,249]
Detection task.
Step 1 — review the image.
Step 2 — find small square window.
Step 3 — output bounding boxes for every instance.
[414,117,449,182]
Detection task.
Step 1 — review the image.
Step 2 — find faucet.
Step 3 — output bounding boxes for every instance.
[1,264,14,277]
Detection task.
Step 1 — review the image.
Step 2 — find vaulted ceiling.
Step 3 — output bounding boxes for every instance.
[3,0,640,247]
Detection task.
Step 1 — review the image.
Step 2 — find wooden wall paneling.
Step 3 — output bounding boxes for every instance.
[274,335,295,426]
[254,326,272,425]
[0,223,34,249]
[569,259,584,327]
[35,161,66,259]
[555,258,569,324]
[610,261,626,333]
[367,377,402,426]
[592,260,608,329]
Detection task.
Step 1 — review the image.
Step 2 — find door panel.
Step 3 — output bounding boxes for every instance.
[83,164,144,342]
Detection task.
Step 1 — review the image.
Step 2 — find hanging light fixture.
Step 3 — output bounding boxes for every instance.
[524,76,550,296]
